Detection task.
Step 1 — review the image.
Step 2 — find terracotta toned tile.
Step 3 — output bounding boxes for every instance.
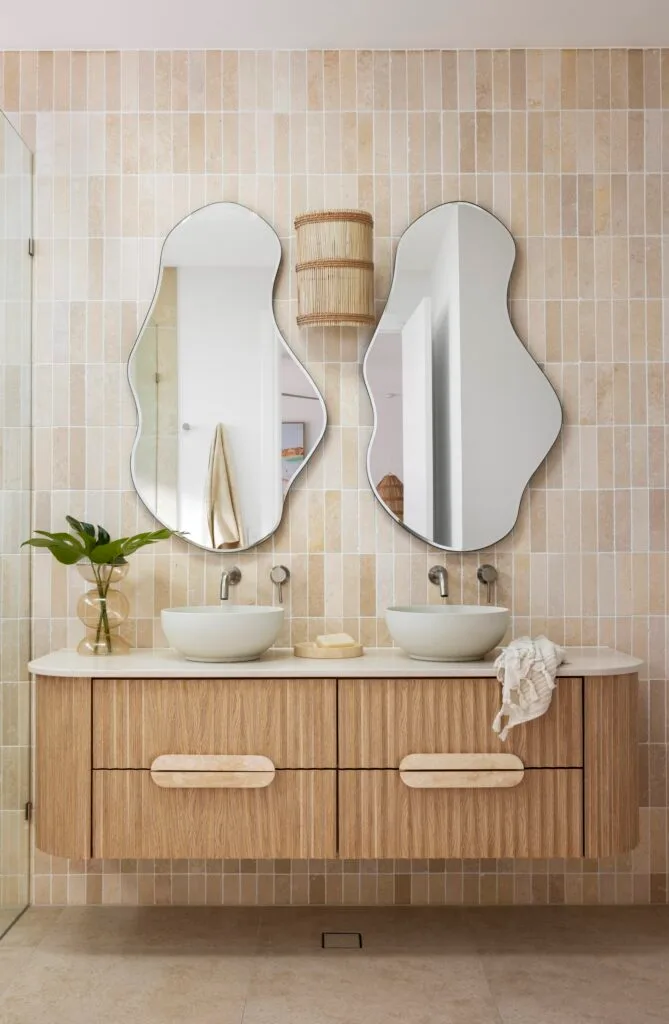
[491,49,509,110]
[628,49,645,107]
[37,50,54,111]
[561,50,577,109]
[509,49,526,109]
[2,51,20,109]
[577,49,594,109]
[610,49,628,108]
[441,51,458,109]
[593,49,611,109]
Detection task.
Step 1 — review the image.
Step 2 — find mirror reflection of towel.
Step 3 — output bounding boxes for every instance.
[205,424,244,550]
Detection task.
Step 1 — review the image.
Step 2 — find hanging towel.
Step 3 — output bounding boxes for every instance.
[492,636,565,741]
[205,424,244,550]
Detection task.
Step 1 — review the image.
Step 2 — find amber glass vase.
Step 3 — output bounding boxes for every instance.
[76,563,131,655]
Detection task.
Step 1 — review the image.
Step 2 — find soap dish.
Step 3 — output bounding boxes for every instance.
[294,641,364,660]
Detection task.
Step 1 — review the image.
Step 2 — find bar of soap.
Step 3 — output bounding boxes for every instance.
[315,633,356,649]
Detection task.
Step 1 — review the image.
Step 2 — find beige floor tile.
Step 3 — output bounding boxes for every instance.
[482,952,669,1024]
[242,951,502,1024]
[0,949,253,1024]
[1,908,668,1024]
[0,911,26,938]
[0,908,63,949]
[258,907,477,950]
[0,951,40,997]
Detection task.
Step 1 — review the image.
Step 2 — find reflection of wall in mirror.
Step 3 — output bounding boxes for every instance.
[401,297,434,540]
[133,268,179,526]
[281,422,304,495]
[280,354,322,492]
[367,331,403,488]
[176,266,282,549]
[430,204,529,550]
[429,207,463,549]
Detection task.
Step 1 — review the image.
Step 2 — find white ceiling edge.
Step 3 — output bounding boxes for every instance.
[4,0,669,51]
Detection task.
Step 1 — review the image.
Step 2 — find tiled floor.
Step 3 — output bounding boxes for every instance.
[0,906,668,1023]
[0,909,27,939]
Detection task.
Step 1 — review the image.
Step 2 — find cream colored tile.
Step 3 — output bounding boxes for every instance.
[243,952,499,1023]
[0,947,254,1023]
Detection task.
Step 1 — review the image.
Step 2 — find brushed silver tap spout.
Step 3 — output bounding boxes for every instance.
[220,567,241,601]
[428,565,449,599]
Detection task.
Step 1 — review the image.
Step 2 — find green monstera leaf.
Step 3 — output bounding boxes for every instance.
[22,531,87,564]
[23,520,181,565]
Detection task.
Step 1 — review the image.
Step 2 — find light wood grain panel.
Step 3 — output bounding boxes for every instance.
[150,753,276,789]
[35,676,92,858]
[399,770,524,789]
[93,769,336,858]
[584,674,639,857]
[149,771,275,789]
[339,769,583,858]
[150,754,275,772]
[399,753,524,771]
[93,678,336,769]
[339,678,583,768]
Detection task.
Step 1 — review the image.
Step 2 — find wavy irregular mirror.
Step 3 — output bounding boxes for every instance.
[364,202,562,551]
[129,202,326,551]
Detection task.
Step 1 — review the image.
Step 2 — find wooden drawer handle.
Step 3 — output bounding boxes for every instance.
[150,754,275,789]
[399,753,524,790]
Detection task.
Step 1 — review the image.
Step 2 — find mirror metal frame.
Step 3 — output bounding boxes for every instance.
[362,201,562,552]
[128,201,327,553]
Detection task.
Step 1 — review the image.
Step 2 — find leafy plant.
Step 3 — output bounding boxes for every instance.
[22,517,179,653]
[22,516,176,565]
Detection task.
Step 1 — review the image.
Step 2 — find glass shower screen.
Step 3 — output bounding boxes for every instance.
[0,111,32,936]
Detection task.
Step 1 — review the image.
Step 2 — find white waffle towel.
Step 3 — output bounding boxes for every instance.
[492,636,565,741]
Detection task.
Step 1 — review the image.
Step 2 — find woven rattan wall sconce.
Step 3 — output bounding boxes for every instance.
[294,210,375,327]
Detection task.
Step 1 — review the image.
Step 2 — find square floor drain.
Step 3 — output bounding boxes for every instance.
[321,931,363,949]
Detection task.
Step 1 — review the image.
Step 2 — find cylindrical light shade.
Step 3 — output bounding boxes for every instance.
[294,210,374,327]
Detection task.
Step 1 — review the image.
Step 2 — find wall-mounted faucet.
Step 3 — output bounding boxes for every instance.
[476,564,498,604]
[270,565,290,604]
[220,566,241,601]
[428,564,449,599]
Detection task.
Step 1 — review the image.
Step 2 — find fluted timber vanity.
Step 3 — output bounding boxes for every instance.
[30,647,642,862]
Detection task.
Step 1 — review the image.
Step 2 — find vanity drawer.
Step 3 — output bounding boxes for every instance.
[339,768,584,858]
[338,678,583,768]
[92,768,336,859]
[93,678,336,769]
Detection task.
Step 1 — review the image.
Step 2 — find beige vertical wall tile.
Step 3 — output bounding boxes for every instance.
[441,51,458,108]
[628,50,645,107]
[13,46,668,908]
[509,50,526,109]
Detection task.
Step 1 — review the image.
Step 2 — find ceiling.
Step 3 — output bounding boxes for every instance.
[4,0,669,50]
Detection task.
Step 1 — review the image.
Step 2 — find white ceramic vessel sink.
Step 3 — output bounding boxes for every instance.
[162,605,284,662]
[385,605,510,662]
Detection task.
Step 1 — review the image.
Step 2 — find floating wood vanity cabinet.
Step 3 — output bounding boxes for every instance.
[32,649,641,862]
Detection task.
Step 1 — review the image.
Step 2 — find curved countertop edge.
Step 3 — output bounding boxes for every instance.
[29,646,644,679]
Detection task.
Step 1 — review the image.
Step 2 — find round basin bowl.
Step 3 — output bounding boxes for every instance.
[162,605,284,663]
[385,604,510,662]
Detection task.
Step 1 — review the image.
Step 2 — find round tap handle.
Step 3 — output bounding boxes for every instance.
[270,565,291,604]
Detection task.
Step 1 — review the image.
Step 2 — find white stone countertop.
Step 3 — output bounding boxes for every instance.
[29,646,643,679]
